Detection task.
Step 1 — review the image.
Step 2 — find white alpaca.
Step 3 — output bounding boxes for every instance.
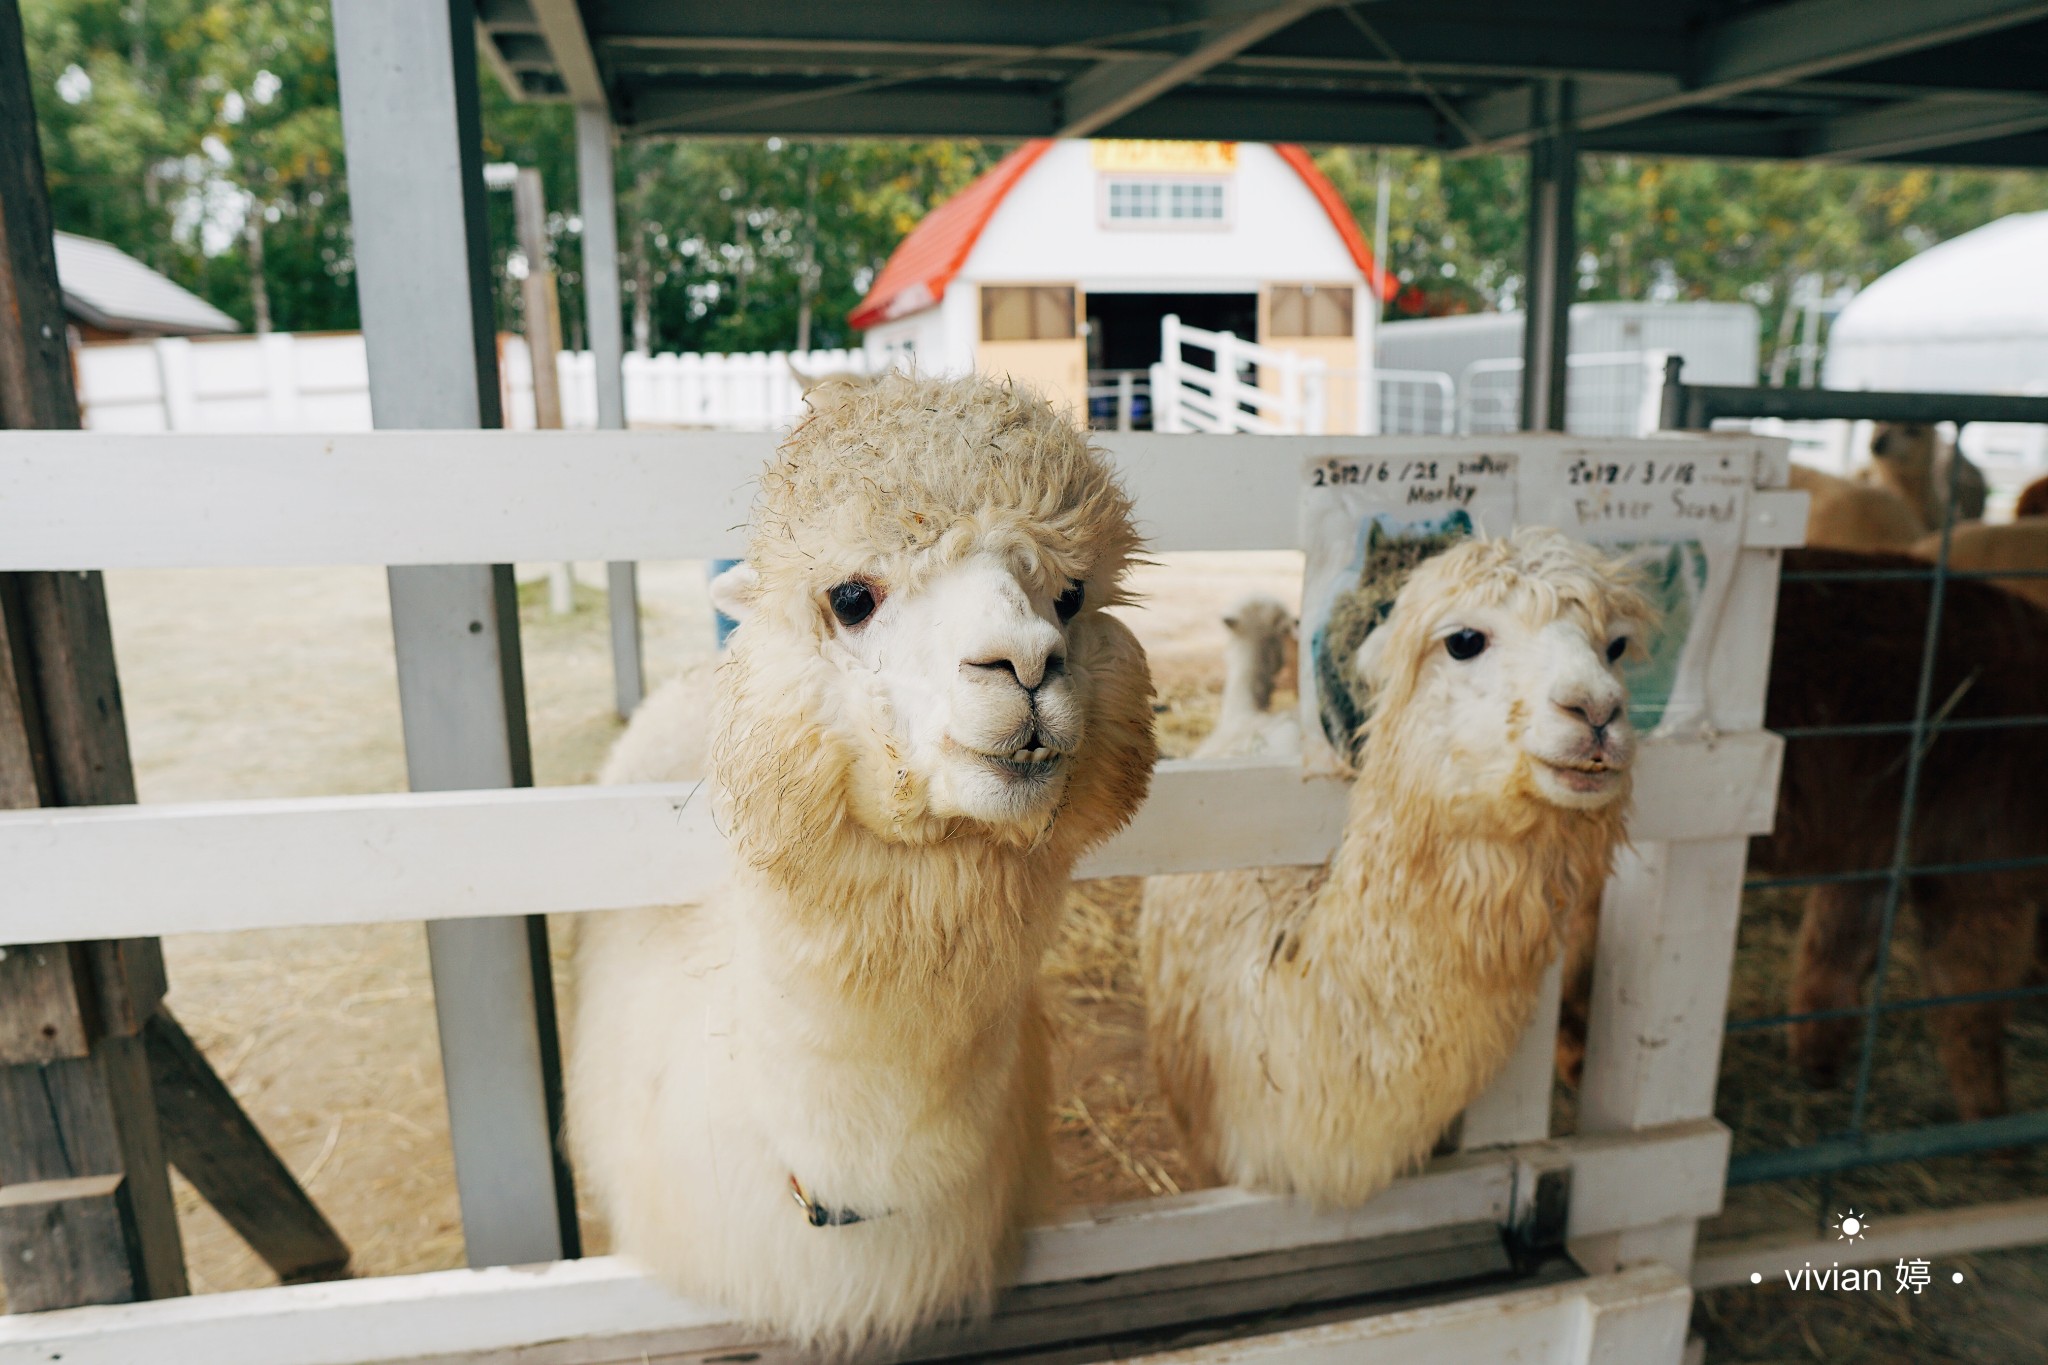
[1140,529,1651,1204]
[1191,596,1300,761]
[567,374,1157,1353]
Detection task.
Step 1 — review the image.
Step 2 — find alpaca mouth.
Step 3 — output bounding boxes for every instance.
[978,745,1066,780]
[1535,757,1624,794]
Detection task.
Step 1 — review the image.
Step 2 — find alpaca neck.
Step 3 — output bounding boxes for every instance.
[1322,737,1622,985]
[1219,636,1275,720]
[737,818,1058,1053]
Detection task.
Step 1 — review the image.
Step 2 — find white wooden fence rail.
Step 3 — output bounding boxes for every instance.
[0,735,1779,945]
[0,1125,1721,1365]
[0,431,1804,572]
[0,427,1792,1364]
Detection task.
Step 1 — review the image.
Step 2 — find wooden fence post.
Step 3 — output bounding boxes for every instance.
[0,3,187,1311]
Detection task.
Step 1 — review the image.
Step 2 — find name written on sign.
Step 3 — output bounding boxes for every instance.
[1310,454,1512,507]
[1564,456,1742,527]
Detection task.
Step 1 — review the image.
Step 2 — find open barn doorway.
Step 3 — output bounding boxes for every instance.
[1086,291,1257,429]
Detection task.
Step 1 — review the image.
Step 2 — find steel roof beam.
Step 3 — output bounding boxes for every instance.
[1459,0,2048,151]
[525,0,606,105]
[619,79,1444,145]
[1803,93,2048,161]
[1054,0,1336,138]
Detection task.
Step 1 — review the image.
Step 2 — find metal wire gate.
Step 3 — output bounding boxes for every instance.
[1661,364,2048,1215]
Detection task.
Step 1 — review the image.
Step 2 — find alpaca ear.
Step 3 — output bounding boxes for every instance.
[709,561,760,622]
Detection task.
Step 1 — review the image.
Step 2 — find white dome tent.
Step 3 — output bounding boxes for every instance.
[1824,211,2048,501]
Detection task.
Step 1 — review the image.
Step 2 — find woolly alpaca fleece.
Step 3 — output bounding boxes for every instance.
[567,373,1155,1355]
[1141,530,1650,1204]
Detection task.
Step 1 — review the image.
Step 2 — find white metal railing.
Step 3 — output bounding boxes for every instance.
[1152,314,1329,435]
[1457,350,1673,436]
[1376,367,1457,434]
[1087,369,1152,431]
[0,427,1802,1365]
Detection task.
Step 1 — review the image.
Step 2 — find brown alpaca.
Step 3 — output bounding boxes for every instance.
[2016,474,2048,520]
[1559,549,2048,1122]
[1787,463,1925,552]
[1909,520,2048,615]
[1858,422,1988,529]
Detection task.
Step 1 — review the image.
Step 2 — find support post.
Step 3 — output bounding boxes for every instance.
[332,0,579,1268]
[576,105,644,717]
[0,2,185,1309]
[1520,79,1576,434]
[144,1011,350,1283]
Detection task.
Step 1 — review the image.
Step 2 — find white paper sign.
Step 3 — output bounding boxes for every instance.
[1295,444,1756,774]
[1297,451,1518,774]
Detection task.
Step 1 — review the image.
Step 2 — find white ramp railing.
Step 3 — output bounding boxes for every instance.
[1152,314,1330,435]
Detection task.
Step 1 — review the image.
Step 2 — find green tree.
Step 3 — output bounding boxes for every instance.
[24,0,356,333]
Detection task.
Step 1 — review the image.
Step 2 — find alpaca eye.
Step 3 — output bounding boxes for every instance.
[1444,628,1487,661]
[1055,581,1084,623]
[827,580,877,628]
[1606,637,1629,664]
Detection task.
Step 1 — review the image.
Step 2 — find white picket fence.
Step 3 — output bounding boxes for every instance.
[74,330,877,434]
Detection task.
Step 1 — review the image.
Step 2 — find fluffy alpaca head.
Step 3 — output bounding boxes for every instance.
[1357,527,1655,819]
[711,372,1155,879]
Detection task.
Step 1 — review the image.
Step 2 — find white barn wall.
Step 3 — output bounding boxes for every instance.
[961,142,1361,290]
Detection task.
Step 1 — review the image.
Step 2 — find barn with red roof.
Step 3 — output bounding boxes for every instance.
[852,140,1387,430]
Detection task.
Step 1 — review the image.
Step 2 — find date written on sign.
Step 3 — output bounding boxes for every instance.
[1309,454,1513,507]
[1566,457,1699,487]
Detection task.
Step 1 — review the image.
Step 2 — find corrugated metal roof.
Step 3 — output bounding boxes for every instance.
[54,231,238,336]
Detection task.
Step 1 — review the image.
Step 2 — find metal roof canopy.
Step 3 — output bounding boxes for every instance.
[478,0,2048,168]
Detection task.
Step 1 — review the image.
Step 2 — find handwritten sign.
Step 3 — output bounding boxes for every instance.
[1295,452,1518,772]
[1520,450,1750,542]
[1293,444,1759,772]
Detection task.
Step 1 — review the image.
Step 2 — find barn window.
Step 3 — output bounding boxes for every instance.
[1104,178,1228,226]
[1268,285,1354,338]
[981,286,1077,342]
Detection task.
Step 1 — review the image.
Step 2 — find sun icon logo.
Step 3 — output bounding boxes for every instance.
[1833,1210,1870,1243]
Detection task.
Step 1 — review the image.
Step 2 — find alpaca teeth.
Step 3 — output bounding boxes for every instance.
[1011,748,1034,762]
[1032,747,1053,762]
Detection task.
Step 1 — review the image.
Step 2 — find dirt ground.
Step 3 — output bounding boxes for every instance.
[90,552,2048,1361]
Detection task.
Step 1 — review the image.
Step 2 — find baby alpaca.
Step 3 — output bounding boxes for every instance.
[568,374,1156,1352]
[1141,530,1650,1203]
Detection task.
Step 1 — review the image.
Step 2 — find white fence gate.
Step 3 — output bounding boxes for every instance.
[0,429,1802,1364]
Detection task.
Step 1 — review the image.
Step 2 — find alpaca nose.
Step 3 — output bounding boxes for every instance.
[1556,695,1620,735]
[964,625,1065,691]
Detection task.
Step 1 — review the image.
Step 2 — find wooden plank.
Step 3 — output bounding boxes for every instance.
[1459,958,1563,1151]
[0,944,94,1064]
[1084,1266,1690,1365]
[0,1176,137,1314]
[0,579,49,809]
[0,431,1791,571]
[0,1122,1721,1365]
[0,1036,186,1305]
[144,1010,351,1284]
[0,0,186,1313]
[0,735,1780,944]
